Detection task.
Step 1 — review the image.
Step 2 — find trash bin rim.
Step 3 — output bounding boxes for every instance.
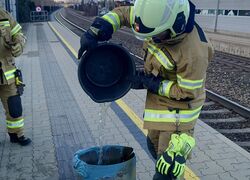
[73,145,136,167]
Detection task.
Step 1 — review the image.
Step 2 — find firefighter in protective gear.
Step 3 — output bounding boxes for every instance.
[0,7,31,146]
[78,0,214,178]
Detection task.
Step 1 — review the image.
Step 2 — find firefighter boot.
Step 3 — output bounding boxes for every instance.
[8,133,31,146]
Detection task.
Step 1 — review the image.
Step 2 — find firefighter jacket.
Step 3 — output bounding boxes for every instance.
[0,8,25,85]
[101,6,214,130]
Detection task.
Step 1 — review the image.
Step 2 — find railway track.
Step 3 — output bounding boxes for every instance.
[214,51,250,72]
[54,9,250,152]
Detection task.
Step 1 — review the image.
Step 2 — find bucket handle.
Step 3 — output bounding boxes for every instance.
[73,158,88,178]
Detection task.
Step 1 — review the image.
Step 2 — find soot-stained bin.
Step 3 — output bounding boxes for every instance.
[78,42,136,103]
[73,145,136,179]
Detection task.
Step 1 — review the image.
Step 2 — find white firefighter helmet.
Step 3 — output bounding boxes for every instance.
[131,0,190,40]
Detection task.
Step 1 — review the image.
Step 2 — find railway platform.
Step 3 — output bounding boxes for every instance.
[0,20,250,180]
[205,31,250,58]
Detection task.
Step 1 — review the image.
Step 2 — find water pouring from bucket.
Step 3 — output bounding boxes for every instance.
[97,102,110,165]
[74,42,136,179]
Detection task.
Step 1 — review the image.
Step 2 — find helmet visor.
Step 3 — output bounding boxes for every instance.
[132,16,155,34]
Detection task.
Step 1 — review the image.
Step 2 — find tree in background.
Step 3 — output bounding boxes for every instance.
[16,0,35,22]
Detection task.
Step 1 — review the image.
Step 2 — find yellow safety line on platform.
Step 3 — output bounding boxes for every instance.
[48,22,78,58]
[48,21,200,180]
[116,99,148,135]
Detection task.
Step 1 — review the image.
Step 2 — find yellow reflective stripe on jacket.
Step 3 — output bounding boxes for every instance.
[11,24,22,36]
[6,118,24,129]
[144,106,202,123]
[102,12,120,32]
[159,80,174,98]
[177,75,204,90]
[0,20,10,27]
[148,43,174,71]
[4,68,16,80]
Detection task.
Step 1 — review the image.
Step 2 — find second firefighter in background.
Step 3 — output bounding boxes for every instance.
[78,0,214,179]
[0,7,31,146]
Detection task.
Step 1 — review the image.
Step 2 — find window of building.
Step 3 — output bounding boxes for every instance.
[195,9,250,16]
[239,10,250,16]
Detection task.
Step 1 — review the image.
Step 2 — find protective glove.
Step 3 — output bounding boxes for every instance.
[11,43,23,57]
[77,29,98,59]
[167,134,183,153]
[155,150,186,179]
[156,150,174,176]
[78,17,114,59]
[131,70,163,94]
[179,133,196,158]
[130,70,145,89]
[0,26,7,37]
[170,152,186,178]
[154,134,184,178]
[155,133,195,179]
[168,133,195,156]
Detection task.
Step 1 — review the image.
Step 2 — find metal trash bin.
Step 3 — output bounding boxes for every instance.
[73,145,136,180]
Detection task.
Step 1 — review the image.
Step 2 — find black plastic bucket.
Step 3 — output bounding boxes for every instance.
[78,43,136,103]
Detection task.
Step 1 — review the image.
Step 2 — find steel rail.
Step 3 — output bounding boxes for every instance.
[206,90,250,119]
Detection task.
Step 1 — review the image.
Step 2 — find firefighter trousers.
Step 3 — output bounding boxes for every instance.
[147,122,196,180]
[0,83,24,137]
[146,122,195,159]
[147,121,196,180]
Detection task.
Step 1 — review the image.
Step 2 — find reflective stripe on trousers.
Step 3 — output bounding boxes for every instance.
[144,106,202,123]
[6,118,24,129]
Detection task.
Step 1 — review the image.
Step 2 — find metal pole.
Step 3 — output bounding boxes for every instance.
[214,0,220,32]
[104,0,107,9]
[5,0,10,12]
[111,0,114,10]
[15,0,19,21]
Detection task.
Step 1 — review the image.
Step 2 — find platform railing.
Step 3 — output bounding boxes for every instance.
[30,11,49,22]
